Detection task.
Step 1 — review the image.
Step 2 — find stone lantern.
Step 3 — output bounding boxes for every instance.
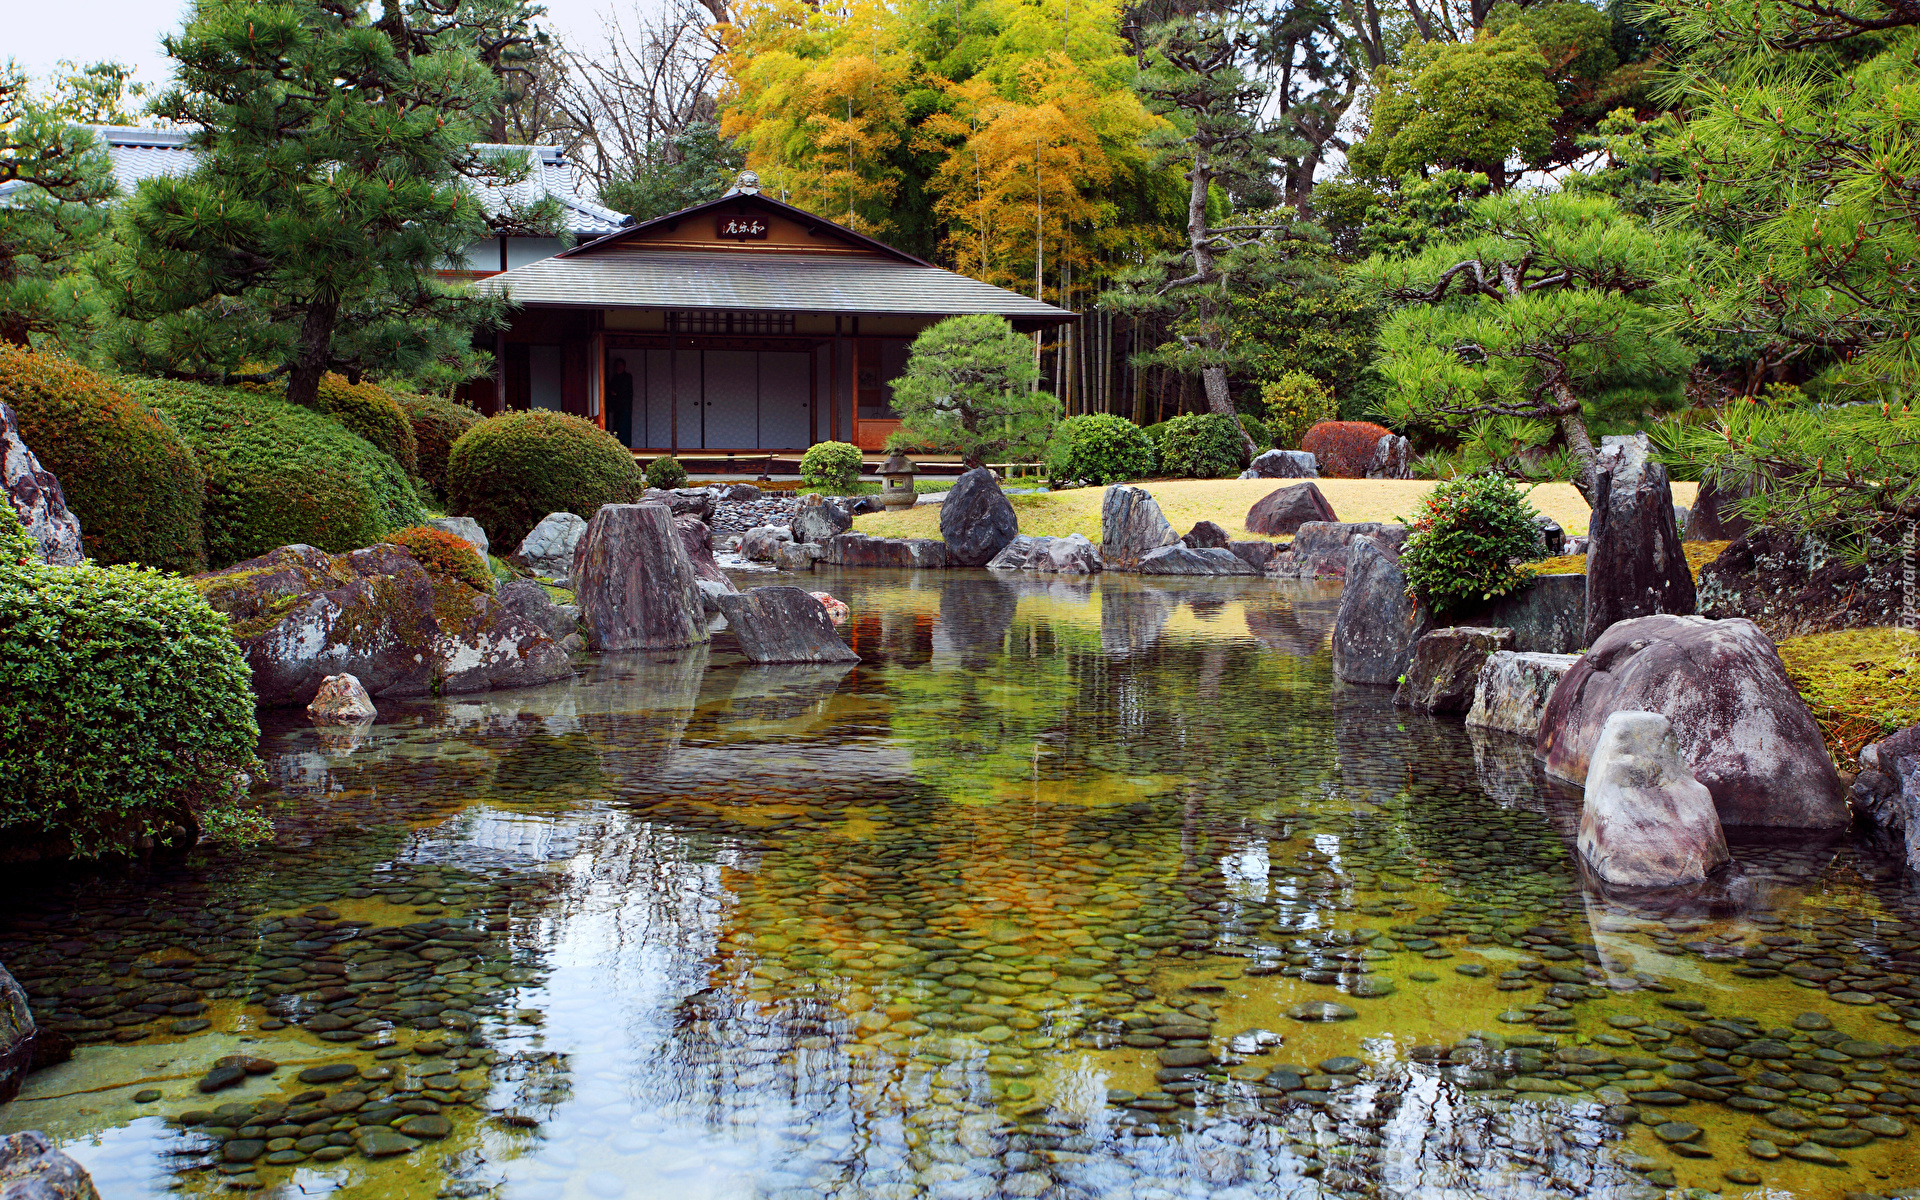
[878,452,919,510]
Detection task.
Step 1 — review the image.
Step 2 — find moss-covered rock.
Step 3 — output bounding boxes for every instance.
[134,380,425,569]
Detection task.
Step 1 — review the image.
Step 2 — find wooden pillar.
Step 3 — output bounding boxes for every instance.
[669,326,679,453]
[809,345,819,447]
[829,319,841,443]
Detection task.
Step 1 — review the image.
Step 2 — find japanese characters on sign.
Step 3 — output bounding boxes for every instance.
[716,216,770,241]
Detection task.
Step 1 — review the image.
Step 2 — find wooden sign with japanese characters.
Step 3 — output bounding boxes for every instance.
[716,215,770,240]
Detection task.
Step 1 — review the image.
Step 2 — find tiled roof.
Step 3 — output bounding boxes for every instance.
[474,247,1076,325]
[0,127,624,238]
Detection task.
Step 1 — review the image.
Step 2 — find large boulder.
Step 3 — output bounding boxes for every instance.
[1468,573,1585,654]
[738,525,793,562]
[1181,520,1232,549]
[715,586,860,664]
[939,467,1019,566]
[196,544,572,705]
[1269,521,1406,580]
[1853,725,1920,873]
[571,503,709,651]
[1239,449,1318,479]
[642,487,718,522]
[1100,484,1179,570]
[1686,474,1754,543]
[0,1131,99,1200]
[1466,651,1579,738]
[1585,432,1695,644]
[1227,541,1278,573]
[820,532,950,569]
[1245,482,1338,537]
[511,512,588,582]
[1395,627,1514,714]
[1,402,83,566]
[1577,711,1731,889]
[790,494,852,545]
[773,541,822,571]
[426,516,488,559]
[986,534,1102,574]
[1331,535,1431,684]
[0,966,31,1105]
[307,673,376,723]
[495,578,581,646]
[673,514,734,592]
[1136,545,1258,575]
[1537,614,1849,827]
[1696,527,1902,639]
[1365,433,1413,480]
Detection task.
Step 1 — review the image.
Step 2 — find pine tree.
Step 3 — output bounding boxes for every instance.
[102,0,556,406]
[0,63,119,348]
[888,314,1061,467]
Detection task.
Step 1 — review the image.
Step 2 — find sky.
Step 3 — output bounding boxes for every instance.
[10,0,626,99]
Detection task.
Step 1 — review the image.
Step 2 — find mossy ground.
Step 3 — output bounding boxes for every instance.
[1777,626,1920,763]
[1531,541,1729,581]
[853,479,1697,543]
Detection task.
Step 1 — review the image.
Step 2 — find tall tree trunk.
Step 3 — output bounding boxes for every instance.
[1553,385,1601,505]
[1186,152,1254,464]
[285,298,340,410]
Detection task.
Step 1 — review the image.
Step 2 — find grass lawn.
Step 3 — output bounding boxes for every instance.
[854,477,1700,543]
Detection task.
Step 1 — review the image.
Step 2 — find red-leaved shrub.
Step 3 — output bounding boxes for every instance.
[1302,421,1395,478]
[388,526,493,593]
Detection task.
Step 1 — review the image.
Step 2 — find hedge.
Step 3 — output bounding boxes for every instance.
[1144,413,1246,478]
[0,345,207,572]
[397,393,482,498]
[1044,414,1155,485]
[446,409,643,550]
[0,508,267,858]
[1302,420,1395,477]
[134,379,426,569]
[315,374,419,476]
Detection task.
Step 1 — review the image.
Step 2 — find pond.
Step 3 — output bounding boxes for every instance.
[3,570,1918,1200]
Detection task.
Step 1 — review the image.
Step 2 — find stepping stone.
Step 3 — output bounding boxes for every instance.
[222,1140,267,1163]
[1856,1116,1906,1137]
[1286,1002,1357,1022]
[354,1128,418,1159]
[196,1065,246,1093]
[397,1114,451,1140]
[1784,1142,1845,1166]
[1829,991,1877,1005]
[298,1063,359,1084]
[1745,1139,1781,1160]
[171,1019,212,1035]
[1723,1168,1761,1185]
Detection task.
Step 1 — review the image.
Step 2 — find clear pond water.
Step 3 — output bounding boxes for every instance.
[3,570,1918,1200]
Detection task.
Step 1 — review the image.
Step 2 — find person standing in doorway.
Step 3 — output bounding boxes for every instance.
[610,357,636,448]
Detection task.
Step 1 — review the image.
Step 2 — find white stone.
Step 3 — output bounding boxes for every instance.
[1577,711,1729,888]
[308,673,377,723]
[1466,651,1580,737]
[513,512,588,580]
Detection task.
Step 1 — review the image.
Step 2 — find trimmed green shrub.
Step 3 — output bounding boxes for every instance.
[134,379,426,569]
[447,410,643,550]
[1399,473,1544,617]
[0,509,268,858]
[800,441,864,492]
[1144,413,1246,478]
[397,393,482,499]
[315,374,418,476]
[644,454,688,490]
[1261,371,1338,449]
[388,525,493,593]
[1044,414,1155,485]
[0,344,206,572]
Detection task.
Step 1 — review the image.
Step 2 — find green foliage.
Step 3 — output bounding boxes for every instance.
[396,392,482,499]
[0,344,206,571]
[97,0,539,407]
[1350,26,1557,189]
[134,378,425,568]
[1239,412,1272,450]
[1311,170,1494,262]
[0,511,267,859]
[314,374,418,476]
[1044,414,1155,485]
[388,525,493,593]
[0,64,118,350]
[599,123,745,222]
[447,410,642,550]
[1361,191,1698,497]
[1260,371,1338,449]
[1145,413,1245,478]
[800,441,864,493]
[1653,400,1920,542]
[644,454,688,490]
[1398,473,1544,616]
[888,315,1061,466]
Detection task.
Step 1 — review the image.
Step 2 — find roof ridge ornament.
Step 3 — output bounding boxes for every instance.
[726,170,761,197]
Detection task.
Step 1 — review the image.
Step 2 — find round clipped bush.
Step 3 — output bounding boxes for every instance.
[134,379,426,569]
[387,525,494,593]
[396,393,482,499]
[1044,414,1155,485]
[800,441,863,493]
[315,374,418,476]
[1145,413,1246,478]
[1399,473,1544,617]
[447,409,642,550]
[644,454,688,490]
[0,510,268,858]
[1302,420,1396,477]
[0,345,206,572]
[1262,371,1338,449]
